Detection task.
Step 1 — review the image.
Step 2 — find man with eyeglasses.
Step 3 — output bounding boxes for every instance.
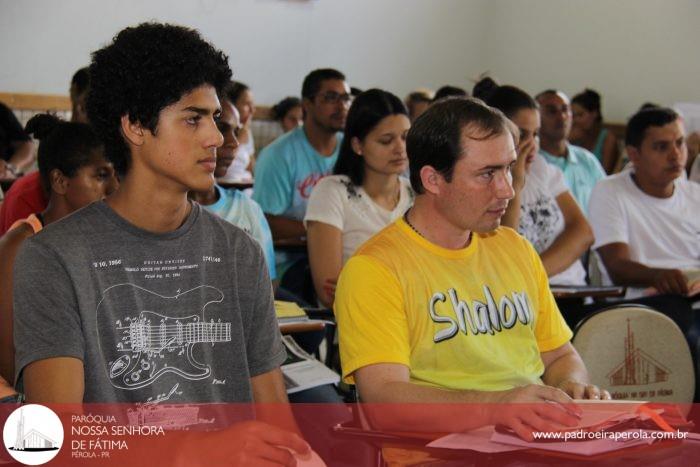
[253,68,350,276]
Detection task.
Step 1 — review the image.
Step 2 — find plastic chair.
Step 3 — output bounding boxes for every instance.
[572,304,695,403]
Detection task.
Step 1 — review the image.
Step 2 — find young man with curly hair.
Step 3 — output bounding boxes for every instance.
[12,23,309,464]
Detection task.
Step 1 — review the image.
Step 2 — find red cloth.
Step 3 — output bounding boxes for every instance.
[0,171,47,235]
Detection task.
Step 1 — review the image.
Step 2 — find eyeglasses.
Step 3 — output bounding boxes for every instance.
[317,92,352,105]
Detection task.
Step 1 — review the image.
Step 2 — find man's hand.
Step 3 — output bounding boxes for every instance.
[175,421,309,467]
[652,268,689,296]
[490,384,582,441]
[556,380,611,400]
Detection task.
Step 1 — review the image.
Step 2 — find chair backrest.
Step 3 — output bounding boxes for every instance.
[587,250,604,287]
[572,304,694,403]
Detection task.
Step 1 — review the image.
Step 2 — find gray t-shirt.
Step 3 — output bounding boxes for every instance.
[13,201,286,403]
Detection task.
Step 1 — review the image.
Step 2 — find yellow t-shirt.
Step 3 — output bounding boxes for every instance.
[335,217,572,391]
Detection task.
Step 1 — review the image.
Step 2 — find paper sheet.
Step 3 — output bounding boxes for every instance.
[427,426,524,453]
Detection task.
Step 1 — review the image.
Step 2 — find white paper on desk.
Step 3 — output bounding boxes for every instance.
[427,426,524,453]
[490,429,653,456]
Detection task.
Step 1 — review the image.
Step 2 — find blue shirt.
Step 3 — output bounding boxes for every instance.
[203,185,277,280]
[253,126,341,221]
[539,144,605,214]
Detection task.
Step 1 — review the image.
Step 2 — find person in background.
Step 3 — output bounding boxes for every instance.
[0,66,95,233]
[405,89,433,122]
[0,113,117,384]
[253,68,350,278]
[271,96,303,134]
[219,81,256,182]
[432,85,467,102]
[570,89,620,174]
[305,89,413,308]
[0,117,50,234]
[70,67,90,124]
[189,83,277,282]
[589,107,700,300]
[689,134,700,183]
[0,102,34,179]
[474,78,592,287]
[536,90,605,214]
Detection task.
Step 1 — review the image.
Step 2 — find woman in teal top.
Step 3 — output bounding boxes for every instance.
[570,89,620,174]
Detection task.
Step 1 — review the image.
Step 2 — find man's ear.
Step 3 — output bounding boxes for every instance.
[419,165,442,195]
[120,115,146,147]
[626,145,640,165]
[49,168,68,195]
[301,97,314,116]
[351,137,363,156]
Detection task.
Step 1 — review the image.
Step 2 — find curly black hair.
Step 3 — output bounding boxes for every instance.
[87,22,232,175]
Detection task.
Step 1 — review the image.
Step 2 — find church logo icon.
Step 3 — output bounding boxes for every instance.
[3,404,63,465]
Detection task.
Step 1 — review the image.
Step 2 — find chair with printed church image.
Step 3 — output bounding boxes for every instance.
[572,304,695,404]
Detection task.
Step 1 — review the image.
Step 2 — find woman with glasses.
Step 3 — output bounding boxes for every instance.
[304,89,414,308]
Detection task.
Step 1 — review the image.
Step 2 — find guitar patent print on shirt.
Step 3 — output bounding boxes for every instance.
[96,284,231,390]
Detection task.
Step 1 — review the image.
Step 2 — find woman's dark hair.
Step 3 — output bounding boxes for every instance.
[471,77,499,102]
[334,89,407,186]
[473,78,538,119]
[271,97,301,121]
[572,89,603,122]
[639,102,660,112]
[24,114,103,192]
[226,81,250,106]
[87,22,232,175]
[433,85,468,102]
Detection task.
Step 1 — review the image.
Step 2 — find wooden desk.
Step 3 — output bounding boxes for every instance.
[551,285,626,299]
[217,180,254,191]
[279,320,326,335]
[333,422,698,466]
[278,308,333,335]
[274,236,307,253]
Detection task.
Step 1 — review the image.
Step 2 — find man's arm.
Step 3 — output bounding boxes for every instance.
[539,192,593,276]
[265,214,306,242]
[137,368,310,467]
[585,179,685,292]
[354,363,580,440]
[251,368,300,434]
[541,342,609,400]
[597,242,689,295]
[22,357,84,403]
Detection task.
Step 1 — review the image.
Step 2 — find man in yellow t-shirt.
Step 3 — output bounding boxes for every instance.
[335,97,609,440]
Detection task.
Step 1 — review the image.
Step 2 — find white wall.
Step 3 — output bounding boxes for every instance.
[481,0,700,121]
[1,0,699,121]
[0,0,488,105]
